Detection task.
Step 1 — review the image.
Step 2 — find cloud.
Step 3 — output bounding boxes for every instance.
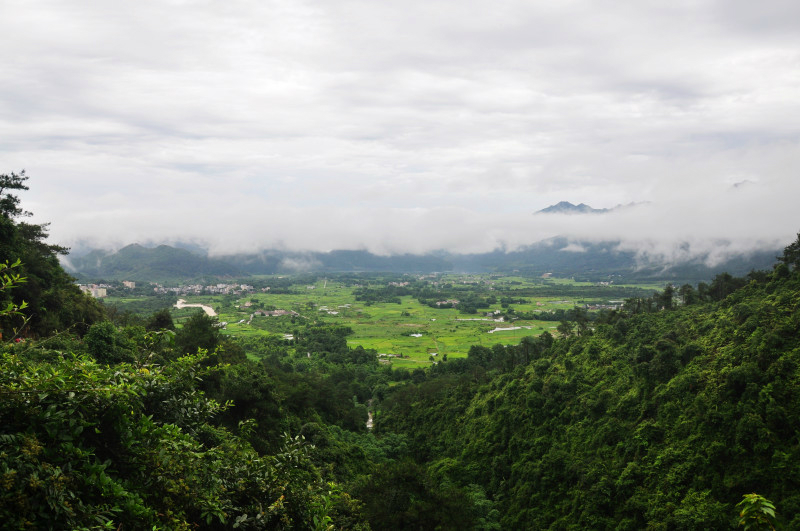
[2,1,799,263]
[560,243,588,253]
[279,256,323,273]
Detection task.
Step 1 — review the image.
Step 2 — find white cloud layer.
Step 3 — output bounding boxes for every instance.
[2,0,799,261]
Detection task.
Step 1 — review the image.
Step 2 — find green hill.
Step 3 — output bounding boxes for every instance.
[68,240,780,283]
[375,243,800,528]
[69,243,242,281]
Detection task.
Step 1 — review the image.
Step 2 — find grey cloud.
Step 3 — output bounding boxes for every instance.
[2,0,799,264]
[279,256,323,272]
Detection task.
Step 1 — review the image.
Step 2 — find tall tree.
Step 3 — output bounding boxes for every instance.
[0,171,104,337]
[779,231,800,270]
[175,312,220,355]
[0,170,30,219]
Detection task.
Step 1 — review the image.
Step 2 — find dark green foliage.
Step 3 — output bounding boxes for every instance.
[0,348,365,529]
[296,324,353,357]
[0,171,30,218]
[85,320,135,364]
[352,459,492,530]
[779,232,800,271]
[710,272,748,301]
[102,295,178,324]
[209,362,284,451]
[175,312,220,355]
[376,262,800,529]
[146,308,176,331]
[353,285,407,304]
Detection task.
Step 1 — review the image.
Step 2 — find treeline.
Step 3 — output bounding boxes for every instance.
[354,278,654,317]
[492,284,649,300]
[353,283,414,305]
[530,270,772,326]
[620,271,758,314]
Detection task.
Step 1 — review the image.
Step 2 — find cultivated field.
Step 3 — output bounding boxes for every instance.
[140,274,659,368]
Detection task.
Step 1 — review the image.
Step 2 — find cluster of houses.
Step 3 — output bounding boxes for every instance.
[79,284,110,298]
[583,303,623,311]
[79,280,136,298]
[252,309,298,317]
[152,283,256,296]
[377,352,402,364]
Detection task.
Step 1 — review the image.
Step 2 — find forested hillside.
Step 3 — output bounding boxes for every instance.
[375,236,800,528]
[67,238,780,283]
[69,243,243,282]
[2,173,799,528]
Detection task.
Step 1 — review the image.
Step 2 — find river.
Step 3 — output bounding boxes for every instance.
[174,299,217,317]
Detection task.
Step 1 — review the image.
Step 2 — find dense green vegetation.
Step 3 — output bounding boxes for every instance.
[0,172,104,338]
[372,234,800,528]
[2,174,799,528]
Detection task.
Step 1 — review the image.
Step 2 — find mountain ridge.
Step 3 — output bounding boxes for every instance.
[66,243,242,282]
[535,201,643,215]
[536,201,608,214]
[65,240,781,283]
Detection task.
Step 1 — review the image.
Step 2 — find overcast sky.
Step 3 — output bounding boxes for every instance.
[3,0,800,262]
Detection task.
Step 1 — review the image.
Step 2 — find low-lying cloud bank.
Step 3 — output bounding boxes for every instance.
[50,178,795,269]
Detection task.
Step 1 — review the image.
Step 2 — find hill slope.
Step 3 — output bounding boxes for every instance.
[68,244,242,281]
[377,257,800,528]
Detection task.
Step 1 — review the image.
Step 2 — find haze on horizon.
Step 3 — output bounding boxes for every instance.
[3,1,800,265]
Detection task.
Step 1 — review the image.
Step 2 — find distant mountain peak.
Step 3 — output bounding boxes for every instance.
[535,201,647,215]
[536,201,609,215]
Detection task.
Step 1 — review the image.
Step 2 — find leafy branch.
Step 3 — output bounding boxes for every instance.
[0,258,31,341]
[738,493,779,530]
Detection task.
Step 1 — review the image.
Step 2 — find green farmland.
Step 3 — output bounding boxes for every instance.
[108,274,657,368]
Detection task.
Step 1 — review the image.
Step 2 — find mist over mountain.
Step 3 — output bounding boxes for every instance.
[535,201,643,215]
[65,237,781,283]
[536,201,610,214]
[448,237,778,280]
[66,244,242,282]
[62,200,783,282]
